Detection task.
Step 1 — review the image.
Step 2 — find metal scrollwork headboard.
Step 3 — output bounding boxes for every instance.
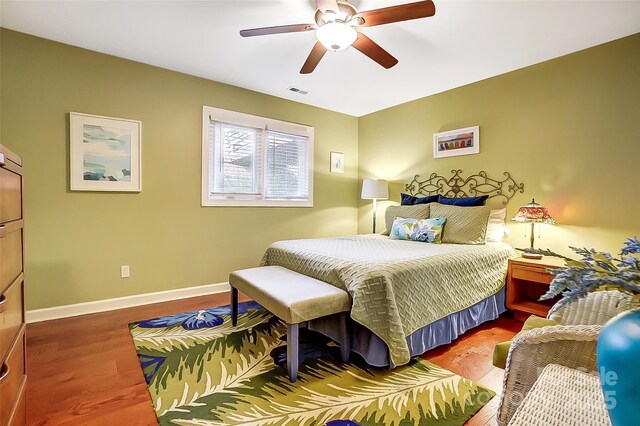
[405,170,524,206]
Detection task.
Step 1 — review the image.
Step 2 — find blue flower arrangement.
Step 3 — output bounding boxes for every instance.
[541,237,640,310]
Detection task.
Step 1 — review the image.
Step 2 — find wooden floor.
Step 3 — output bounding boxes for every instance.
[26,292,520,425]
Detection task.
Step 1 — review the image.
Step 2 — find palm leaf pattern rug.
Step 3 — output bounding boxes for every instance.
[129,301,494,425]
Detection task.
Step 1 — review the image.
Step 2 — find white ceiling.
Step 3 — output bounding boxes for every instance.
[2,0,640,116]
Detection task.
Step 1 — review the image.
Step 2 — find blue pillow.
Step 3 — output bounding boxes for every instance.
[390,217,447,243]
[437,195,488,207]
[400,193,439,205]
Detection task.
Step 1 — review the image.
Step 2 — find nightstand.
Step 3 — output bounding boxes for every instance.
[506,256,566,321]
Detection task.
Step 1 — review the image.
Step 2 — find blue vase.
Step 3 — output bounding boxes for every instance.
[597,307,640,426]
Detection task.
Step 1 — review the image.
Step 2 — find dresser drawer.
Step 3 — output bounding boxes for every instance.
[0,275,23,362]
[0,326,25,426]
[510,265,554,284]
[0,222,23,294]
[7,377,26,426]
[0,167,22,224]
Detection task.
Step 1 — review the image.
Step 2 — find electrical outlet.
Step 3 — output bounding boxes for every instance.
[121,265,130,278]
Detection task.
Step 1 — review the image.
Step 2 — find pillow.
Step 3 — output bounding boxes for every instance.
[486,208,507,242]
[390,217,447,243]
[400,193,439,206]
[429,203,490,244]
[437,195,489,207]
[492,315,559,369]
[383,204,430,236]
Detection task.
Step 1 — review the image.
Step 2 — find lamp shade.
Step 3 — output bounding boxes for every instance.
[361,179,389,200]
[511,198,555,224]
[316,22,358,52]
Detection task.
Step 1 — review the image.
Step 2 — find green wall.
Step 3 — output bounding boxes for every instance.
[2,28,639,311]
[358,33,640,256]
[0,29,359,310]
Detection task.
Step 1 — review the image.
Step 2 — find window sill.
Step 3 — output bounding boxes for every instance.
[201,199,313,208]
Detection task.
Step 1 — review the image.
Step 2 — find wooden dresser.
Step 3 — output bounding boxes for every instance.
[0,145,26,426]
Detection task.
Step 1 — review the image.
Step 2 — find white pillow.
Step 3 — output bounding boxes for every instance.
[486,208,507,242]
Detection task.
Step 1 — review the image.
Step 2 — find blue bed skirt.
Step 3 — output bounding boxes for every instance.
[308,287,506,367]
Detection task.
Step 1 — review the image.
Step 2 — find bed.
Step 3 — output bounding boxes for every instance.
[262,170,524,367]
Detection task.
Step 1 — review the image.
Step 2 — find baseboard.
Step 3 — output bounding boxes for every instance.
[26,281,231,323]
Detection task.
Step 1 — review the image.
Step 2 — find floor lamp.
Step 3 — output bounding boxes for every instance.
[361,179,389,233]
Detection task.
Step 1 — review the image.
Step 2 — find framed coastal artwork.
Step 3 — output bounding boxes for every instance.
[433,126,479,159]
[70,112,142,191]
[330,151,344,173]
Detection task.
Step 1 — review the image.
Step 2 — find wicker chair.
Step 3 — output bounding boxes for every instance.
[496,290,638,426]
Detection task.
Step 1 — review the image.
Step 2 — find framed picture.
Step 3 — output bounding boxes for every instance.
[433,126,480,159]
[70,112,142,191]
[330,151,344,174]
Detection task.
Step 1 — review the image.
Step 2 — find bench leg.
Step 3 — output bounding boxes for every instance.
[230,287,238,327]
[287,323,299,382]
[338,313,350,363]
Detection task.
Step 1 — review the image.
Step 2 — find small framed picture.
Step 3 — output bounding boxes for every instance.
[70,112,142,191]
[330,151,344,174]
[433,126,479,159]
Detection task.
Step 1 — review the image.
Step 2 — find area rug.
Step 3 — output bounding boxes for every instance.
[129,301,494,425]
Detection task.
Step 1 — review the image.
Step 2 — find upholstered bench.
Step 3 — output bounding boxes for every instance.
[229,265,351,382]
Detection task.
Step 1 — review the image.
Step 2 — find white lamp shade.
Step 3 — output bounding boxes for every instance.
[361,179,389,200]
[316,22,358,52]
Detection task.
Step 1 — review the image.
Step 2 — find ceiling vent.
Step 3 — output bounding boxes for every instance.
[287,86,308,95]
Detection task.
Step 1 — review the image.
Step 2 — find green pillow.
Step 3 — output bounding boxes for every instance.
[429,203,490,244]
[382,204,431,236]
[492,315,559,369]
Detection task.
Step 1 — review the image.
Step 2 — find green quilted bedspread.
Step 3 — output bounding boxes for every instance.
[261,235,518,366]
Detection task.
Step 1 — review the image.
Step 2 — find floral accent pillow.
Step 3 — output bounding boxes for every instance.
[390,217,447,243]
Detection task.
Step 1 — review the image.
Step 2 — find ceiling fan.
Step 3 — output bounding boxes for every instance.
[240,0,436,74]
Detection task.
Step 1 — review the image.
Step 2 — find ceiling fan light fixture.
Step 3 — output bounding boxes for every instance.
[240,0,436,73]
[315,22,357,52]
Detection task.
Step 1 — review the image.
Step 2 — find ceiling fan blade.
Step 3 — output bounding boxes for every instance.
[355,0,436,27]
[352,32,398,69]
[240,23,316,37]
[300,42,328,74]
[316,0,340,13]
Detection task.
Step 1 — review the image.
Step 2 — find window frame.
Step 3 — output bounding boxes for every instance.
[201,106,314,207]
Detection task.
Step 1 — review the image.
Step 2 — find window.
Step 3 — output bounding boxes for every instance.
[202,106,314,207]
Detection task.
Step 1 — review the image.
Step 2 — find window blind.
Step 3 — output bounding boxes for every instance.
[265,130,309,199]
[208,119,310,201]
[210,121,263,196]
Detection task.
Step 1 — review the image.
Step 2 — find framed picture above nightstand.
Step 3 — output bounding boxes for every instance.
[506,256,566,321]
